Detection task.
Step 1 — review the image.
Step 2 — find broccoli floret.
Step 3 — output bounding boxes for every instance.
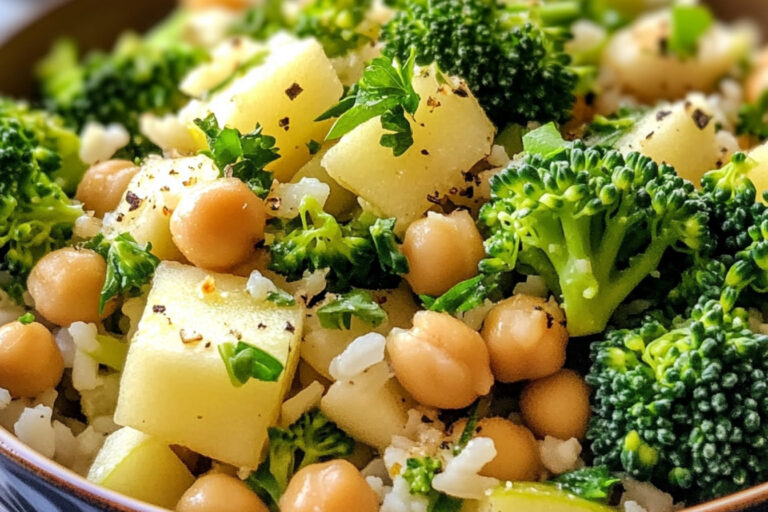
[402,456,463,512]
[587,297,768,502]
[479,141,709,336]
[0,114,83,301]
[295,0,372,58]
[82,233,160,314]
[381,0,578,127]
[0,99,86,195]
[736,91,768,142]
[37,29,206,160]
[267,196,406,292]
[246,409,354,506]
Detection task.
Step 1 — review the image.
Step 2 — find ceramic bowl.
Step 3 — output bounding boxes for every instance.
[0,0,767,510]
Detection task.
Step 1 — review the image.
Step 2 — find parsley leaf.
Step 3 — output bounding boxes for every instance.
[218,341,284,387]
[522,122,569,156]
[194,113,280,199]
[267,289,297,306]
[421,274,499,315]
[319,51,420,156]
[317,289,387,329]
[369,217,409,275]
[230,0,288,40]
[668,5,713,59]
[584,106,648,147]
[84,233,160,314]
[551,466,620,503]
[17,312,35,325]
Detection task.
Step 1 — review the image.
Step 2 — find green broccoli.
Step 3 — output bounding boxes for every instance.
[83,233,160,313]
[37,25,206,160]
[0,114,83,301]
[737,91,768,142]
[0,99,86,195]
[267,196,407,292]
[402,456,463,512]
[479,140,709,336]
[246,409,354,507]
[381,0,578,127]
[587,298,768,502]
[295,0,372,58]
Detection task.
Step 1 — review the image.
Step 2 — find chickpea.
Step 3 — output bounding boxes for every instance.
[520,369,591,441]
[0,321,64,398]
[27,248,116,326]
[176,473,268,512]
[402,210,485,296]
[481,294,568,383]
[449,417,543,482]
[75,160,139,218]
[170,178,267,271]
[387,311,493,409]
[279,460,378,512]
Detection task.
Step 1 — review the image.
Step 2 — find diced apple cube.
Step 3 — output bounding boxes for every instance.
[87,427,194,509]
[322,67,494,228]
[114,262,303,468]
[101,155,219,260]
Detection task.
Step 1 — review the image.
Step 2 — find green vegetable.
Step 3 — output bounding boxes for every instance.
[737,90,768,142]
[584,106,648,148]
[550,467,620,503]
[266,290,297,307]
[231,0,288,40]
[402,457,463,512]
[88,334,129,371]
[37,27,206,160]
[194,114,280,199]
[587,299,768,501]
[479,141,709,336]
[83,233,160,314]
[420,273,500,315]
[667,4,713,59]
[0,112,83,301]
[317,289,387,329]
[0,98,86,195]
[218,341,284,387]
[267,195,405,292]
[17,312,35,325]
[295,0,372,57]
[318,51,420,156]
[381,0,578,127]
[522,122,569,156]
[369,218,410,275]
[246,409,354,507]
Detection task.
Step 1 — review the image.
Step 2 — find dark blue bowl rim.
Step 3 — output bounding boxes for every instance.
[0,425,164,511]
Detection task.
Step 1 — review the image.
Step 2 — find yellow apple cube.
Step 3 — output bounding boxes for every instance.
[87,427,194,509]
[114,262,303,468]
[322,68,494,228]
[101,155,219,260]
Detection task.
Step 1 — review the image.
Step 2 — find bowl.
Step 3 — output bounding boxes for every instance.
[0,0,766,511]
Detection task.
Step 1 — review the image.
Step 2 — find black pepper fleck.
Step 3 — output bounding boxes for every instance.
[285,83,304,100]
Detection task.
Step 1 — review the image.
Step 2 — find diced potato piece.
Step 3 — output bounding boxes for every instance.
[101,155,219,260]
[149,35,344,182]
[87,427,194,509]
[322,68,494,228]
[602,10,754,103]
[749,142,768,203]
[321,362,413,450]
[617,94,737,184]
[302,285,419,379]
[114,262,303,468]
[291,143,358,218]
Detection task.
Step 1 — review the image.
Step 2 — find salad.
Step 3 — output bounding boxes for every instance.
[0,0,766,511]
